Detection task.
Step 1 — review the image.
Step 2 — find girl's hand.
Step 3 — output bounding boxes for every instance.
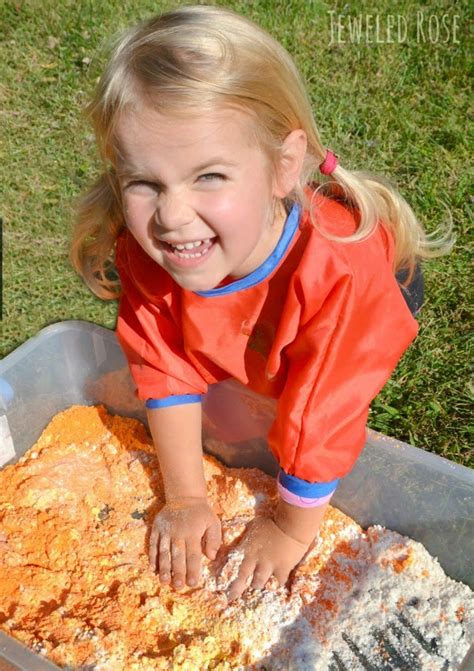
[149,497,222,590]
[225,516,311,602]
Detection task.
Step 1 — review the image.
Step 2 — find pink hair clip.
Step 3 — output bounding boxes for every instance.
[319,149,338,175]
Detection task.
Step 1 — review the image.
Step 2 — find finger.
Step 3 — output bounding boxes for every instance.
[185,538,202,587]
[157,536,171,584]
[227,556,256,602]
[149,522,159,571]
[250,563,272,590]
[203,519,222,560]
[170,538,186,590]
[274,569,290,589]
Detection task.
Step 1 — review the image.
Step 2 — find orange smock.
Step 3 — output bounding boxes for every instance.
[115,191,419,505]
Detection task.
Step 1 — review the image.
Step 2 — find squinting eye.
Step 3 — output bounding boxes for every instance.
[198,173,225,182]
[125,180,160,192]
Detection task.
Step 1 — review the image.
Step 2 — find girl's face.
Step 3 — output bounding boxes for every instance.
[115,106,287,292]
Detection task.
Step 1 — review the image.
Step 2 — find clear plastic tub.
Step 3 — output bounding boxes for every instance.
[0,320,473,670]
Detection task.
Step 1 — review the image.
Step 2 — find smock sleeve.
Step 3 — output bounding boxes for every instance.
[115,234,208,408]
[267,270,419,507]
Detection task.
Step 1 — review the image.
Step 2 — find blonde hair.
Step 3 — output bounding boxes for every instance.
[70,4,455,299]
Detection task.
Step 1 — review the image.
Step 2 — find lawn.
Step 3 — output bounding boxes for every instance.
[1,0,471,467]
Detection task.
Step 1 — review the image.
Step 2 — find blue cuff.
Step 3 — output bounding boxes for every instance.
[146,394,203,409]
[277,470,339,508]
[278,470,339,497]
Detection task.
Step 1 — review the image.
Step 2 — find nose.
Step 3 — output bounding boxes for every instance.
[154,191,194,231]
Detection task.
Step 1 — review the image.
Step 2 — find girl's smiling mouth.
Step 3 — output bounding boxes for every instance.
[159,236,218,266]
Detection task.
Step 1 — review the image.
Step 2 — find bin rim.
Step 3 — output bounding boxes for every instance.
[0,320,113,373]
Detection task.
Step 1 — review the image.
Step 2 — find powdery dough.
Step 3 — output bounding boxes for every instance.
[0,405,472,670]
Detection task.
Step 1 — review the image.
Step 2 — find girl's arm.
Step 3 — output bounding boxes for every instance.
[146,402,222,589]
[273,498,328,546]
[146,402,207,500]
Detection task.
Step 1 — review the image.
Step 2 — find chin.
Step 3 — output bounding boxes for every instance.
[173,274,221,293]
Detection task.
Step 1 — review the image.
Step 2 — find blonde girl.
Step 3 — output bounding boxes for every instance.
[71,5,453,601]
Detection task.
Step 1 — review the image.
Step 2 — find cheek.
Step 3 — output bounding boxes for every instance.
[124,197,156,232]
[209,196,239,226]
[207,186,264,222]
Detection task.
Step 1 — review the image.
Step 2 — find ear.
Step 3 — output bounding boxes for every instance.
[272,129,307,198]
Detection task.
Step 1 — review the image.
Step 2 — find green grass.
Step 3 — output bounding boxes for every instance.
[1,0,472,467]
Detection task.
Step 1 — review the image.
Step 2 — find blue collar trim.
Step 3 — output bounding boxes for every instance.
[194,202,301,297]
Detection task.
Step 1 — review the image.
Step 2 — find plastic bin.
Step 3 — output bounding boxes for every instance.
[0,320,472,671]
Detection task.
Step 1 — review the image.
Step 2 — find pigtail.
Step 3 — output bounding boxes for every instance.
[310,164,455,286]
[70,170,125,299]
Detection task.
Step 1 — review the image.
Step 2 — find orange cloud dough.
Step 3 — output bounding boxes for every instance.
[0,406,471,670]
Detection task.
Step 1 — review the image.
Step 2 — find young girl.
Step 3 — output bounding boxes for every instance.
[71,5,453,602]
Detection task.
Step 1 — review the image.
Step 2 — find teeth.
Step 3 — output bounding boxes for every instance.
[171,238,212,250]
[174,247,211,259]
[171,238,210,249]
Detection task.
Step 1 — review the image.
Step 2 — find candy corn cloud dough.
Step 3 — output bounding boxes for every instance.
[0,406,472,670]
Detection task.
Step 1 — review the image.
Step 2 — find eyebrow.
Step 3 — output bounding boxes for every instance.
[117,158,238,181]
